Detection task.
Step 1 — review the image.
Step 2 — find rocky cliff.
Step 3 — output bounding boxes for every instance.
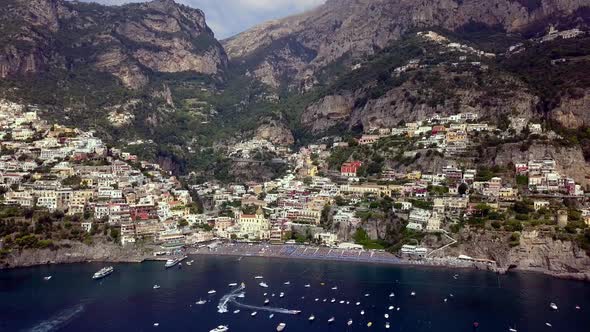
[0,0,227,89]
[224,0,589,89]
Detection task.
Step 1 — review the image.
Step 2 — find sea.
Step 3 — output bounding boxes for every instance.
[1,255,589,332]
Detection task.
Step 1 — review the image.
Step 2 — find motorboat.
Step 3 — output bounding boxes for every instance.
[208,290,217,294]
[164,256,187,269]
[254,276,264,279]
[367,322,373,327]
[347,319,353,326]
[385,322,390,329]
[388,306,394,310]
[153,285,161,289]
[330,298,335,303]
[92,266,114,280]
[251,311,257,317]
[360,310,365,315]
[279,292,284,298]
[228,283,238,287]
[328,317,335,323]
[389,292,394,297]
[308,315,315,321]
[509,328,517,332]
[550,303,558,310]
[259,282,269,288]
[269,314,274,319]
[276,323,286,331]
[196,299,207,305]
[304,284,311,288]
[410,291,416,297]
[384,314,389,319]
[233,310,240,314]
[264,299,270,305]
[284,281,290,285]
[545,323,552,327]
[43,276,52,281]
[356,302,361,306]
[339,300,344,304]
[331,286,338,290]
[364,293,370,297]
[209,326,228,332]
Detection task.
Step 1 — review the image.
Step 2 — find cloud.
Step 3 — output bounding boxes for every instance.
[77,0,325,38]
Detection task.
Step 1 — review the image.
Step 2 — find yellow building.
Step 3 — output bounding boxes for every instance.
[446,131,467,143]
[237,207,270,240]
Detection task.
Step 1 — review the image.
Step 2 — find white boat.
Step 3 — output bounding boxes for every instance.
[264,293,268,296]
[228,283,238,287]
[546,323,553,327]
[308,315,315,321]
[444,298,448,302]
[276,323,286,331]
[284,281,290,285]
[43,276,52,281]
[304,284,311,288]
[347,319,353,326]
[153,285,161,289]
[279,292,284,298]
[92,266,114,280]
[367,322,373,327]
[322,299,327,302]
[164,256,187,269]
[314,298,319,302]
[331,286,338,290]
[410,291,416,296]
[254,276,264,279]
[196,299,207,305]
[269,314,274,319]
[233,310,240,314]
[384,313,389,319]
[385,322,390,329]
[251,311,257,317]
[153,323,159,327]
[550,303,558,310]
[330,298,335,303]
[575,305,581,310]
[356,302,361,306]
[259,282,269,288]
[389,292,394,297]
[339,300,345,304]
[208,290,217,294]
[186,261,192,266]
[396,307,400,311]
[388,305,394,310]
[209,325,228,332]
[328,317,335,323]
[509,328,517,332]
[360,310,365,315]
[264,299,270,305]
[364,293,370,297]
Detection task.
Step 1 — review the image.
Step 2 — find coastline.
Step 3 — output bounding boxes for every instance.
[3,242,588,282]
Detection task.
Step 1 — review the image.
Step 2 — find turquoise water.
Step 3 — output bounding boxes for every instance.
[1,256,589,331]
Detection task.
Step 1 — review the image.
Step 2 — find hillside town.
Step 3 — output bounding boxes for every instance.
[1,99,590,265]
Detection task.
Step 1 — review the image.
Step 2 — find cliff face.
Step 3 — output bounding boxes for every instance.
[0,0,227,89]
[224,0,589,88]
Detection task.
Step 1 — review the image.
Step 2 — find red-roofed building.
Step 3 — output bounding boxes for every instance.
[341,161,362,177]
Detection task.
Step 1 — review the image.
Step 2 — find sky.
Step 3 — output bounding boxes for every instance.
[79,0,325,39]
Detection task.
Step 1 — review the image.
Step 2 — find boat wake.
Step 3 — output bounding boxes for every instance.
[27,304,85,332]
[217,283,300,315]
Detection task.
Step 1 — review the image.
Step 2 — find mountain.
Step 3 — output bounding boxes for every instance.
[224,0,589,91]
[0,0,227,89]
[1,0,590,179]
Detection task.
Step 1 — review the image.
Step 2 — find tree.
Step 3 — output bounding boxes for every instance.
[458,183,469,196]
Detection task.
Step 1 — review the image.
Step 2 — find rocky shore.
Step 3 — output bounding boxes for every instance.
[0,241,155,269]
